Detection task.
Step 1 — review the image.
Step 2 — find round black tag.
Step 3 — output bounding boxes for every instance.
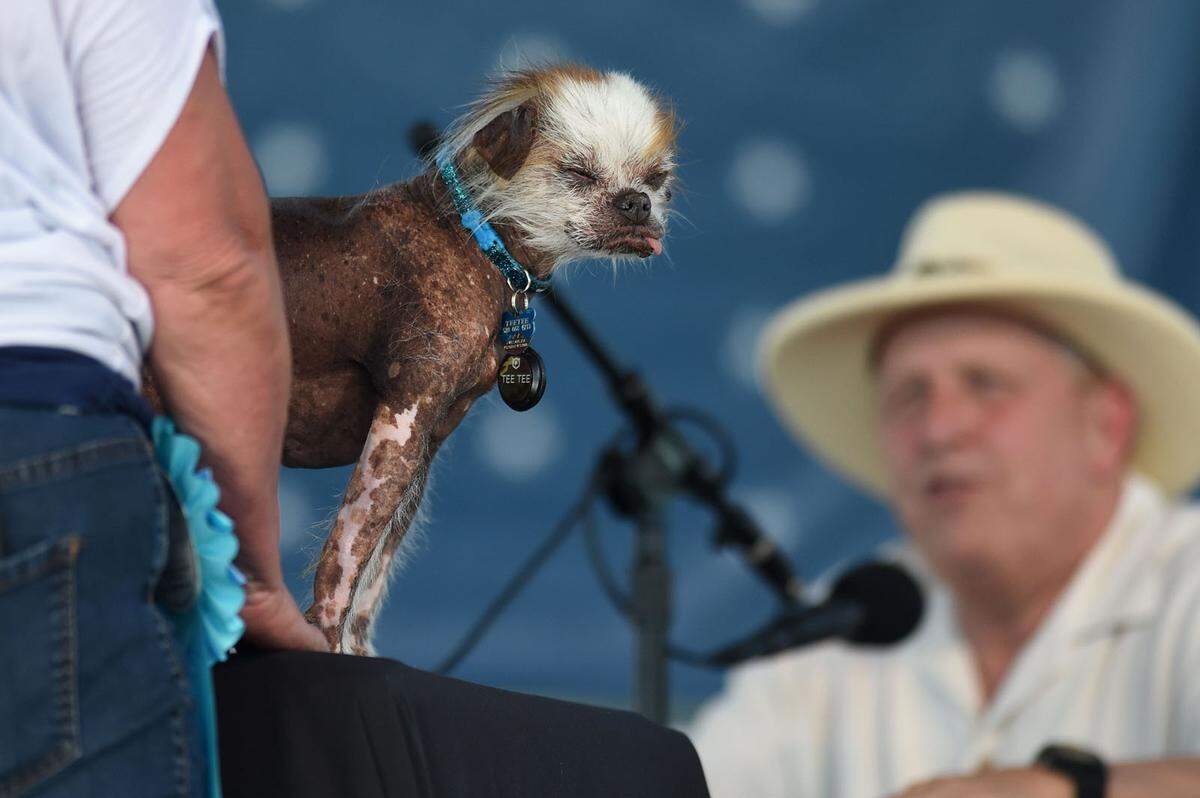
[497,347,547,411]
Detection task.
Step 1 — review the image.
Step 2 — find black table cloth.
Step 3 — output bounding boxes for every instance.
[214,648,710,797]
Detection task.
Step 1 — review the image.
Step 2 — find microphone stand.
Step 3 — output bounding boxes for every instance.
[543,288,683,723]
[545,288,800,723]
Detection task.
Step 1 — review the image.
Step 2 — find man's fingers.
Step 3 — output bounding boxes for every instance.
[240,581,330,653]
[890,768,1073,798]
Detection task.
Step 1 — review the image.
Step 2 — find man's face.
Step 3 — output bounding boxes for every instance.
[873,310,1129,582]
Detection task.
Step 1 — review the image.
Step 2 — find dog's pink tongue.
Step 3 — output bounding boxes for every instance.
[646,237,663,256]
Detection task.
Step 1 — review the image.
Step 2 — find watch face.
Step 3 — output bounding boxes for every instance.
[1036,744,1107,798]
[1040,744,1102,767]
[1056,748,1097,765]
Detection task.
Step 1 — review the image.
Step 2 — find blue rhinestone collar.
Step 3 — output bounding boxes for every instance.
[436,156,551,294]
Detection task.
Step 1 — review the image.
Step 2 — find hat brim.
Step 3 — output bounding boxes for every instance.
[759,272,1200,497]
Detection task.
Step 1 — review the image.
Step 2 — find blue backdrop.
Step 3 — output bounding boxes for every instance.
[214,0,1200,716]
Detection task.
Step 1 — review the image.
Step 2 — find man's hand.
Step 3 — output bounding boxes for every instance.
[890,767,1073,798]
[240,577,329,653]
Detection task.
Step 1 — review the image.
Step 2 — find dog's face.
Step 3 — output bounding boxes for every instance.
[441,66,678,267]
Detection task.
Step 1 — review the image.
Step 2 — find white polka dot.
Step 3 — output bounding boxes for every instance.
[735,486,800,548]
[742,0,819,26]
[253,122,330,196]
[988,49,1063,133]
[728,138,811,225]
[494,32,570,71]
[720,306,773,390]
[474,400,563,481]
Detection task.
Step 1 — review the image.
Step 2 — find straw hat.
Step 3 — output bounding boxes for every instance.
[758,191,1200,497]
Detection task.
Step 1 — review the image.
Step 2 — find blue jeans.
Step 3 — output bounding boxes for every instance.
[0,406,203,797]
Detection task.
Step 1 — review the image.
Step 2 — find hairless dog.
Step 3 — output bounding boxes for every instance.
[153,65,677,653]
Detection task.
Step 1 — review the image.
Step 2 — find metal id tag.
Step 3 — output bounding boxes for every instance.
[497,348,547,411]
[500,305,536,355]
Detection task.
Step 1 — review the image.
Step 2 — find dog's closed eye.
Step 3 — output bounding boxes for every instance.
[560,164,600,185]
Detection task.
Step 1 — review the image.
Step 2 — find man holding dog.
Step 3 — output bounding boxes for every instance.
[691,193,1200,797]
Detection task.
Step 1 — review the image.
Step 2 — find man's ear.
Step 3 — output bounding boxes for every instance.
[1083,378,1138,479]
[472,102,538,180]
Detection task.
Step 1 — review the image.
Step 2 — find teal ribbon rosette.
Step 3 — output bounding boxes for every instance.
[151,416,247,798]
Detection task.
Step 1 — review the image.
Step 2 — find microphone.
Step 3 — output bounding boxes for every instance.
[709,561,924,666]
[408,120,441,160]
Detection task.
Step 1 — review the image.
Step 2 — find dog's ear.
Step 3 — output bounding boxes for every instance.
[472,102,538,180]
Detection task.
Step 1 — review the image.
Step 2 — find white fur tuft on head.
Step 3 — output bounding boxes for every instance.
[431,64,678,268]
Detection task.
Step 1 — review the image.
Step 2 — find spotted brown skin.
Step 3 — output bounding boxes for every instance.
[271,175,551,653]
[271,177,521,471]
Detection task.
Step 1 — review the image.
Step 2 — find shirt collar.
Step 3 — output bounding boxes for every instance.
[1051,471,1166,642]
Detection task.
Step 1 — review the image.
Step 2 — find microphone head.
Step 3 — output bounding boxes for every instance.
[829,561,925,646]
[408,120,441,160]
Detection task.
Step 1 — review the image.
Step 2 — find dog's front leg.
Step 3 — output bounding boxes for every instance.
[307,399,430,654]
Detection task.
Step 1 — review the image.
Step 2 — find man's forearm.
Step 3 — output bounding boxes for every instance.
[890,757,1200,797]
[110,47,323,650]
[1108,758,1200,797]
[145,254,292,587]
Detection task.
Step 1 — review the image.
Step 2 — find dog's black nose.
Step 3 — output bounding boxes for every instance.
[613,189,652,224]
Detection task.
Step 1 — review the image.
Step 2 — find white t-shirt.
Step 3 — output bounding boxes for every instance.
[0,0,225,387]
[689,474,1200,798]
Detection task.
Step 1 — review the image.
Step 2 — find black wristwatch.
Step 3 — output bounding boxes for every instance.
[1034,744,1108,798]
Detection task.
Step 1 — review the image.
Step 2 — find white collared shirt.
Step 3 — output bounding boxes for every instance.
[689,474,1200,798]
